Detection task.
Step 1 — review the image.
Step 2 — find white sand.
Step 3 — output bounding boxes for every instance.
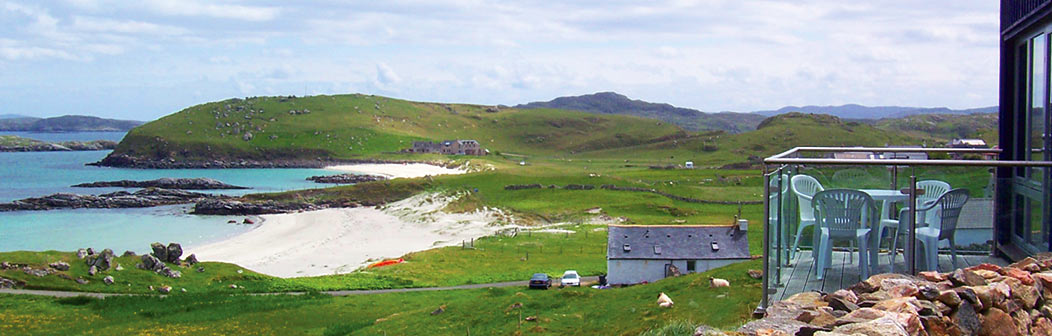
[186,193,511,278]
[324,163,465,179]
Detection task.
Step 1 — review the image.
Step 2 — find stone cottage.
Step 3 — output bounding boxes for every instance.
[606,223,751,285]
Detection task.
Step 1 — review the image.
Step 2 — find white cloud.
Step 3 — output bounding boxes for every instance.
[71,16,189,35]
[375,62,402,85]
[140,0,279,22]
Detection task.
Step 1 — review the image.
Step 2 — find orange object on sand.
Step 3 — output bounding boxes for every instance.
[368,258,404,268]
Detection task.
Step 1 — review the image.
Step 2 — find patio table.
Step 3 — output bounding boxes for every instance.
[858,189,910,273]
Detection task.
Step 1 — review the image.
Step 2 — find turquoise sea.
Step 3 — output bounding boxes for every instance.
[0,132,335,253]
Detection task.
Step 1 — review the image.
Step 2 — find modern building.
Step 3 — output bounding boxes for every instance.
[999,0,1052,257]
[408,139,486,156]
[606,223,751,285]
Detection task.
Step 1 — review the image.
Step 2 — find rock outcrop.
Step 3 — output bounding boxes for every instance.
[741,255,1052,336]
[0,188,214,212]
[72,177,248,190]
[191,199,321,215]
[306,174,386,184]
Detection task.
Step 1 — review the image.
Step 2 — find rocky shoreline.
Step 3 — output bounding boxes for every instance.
[306,174,387,184]
[91,154,457,169]
[73,177,248,190]
[191,199,326,215]
[0,189,218,212]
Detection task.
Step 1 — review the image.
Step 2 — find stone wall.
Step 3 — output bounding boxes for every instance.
[740,254,1052,336]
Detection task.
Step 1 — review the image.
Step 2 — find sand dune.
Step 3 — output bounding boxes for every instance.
[324,163,465,179]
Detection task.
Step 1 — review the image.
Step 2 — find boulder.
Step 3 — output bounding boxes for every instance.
[103,276,114,285]
[1006,267,1035,285]
[150,242,168,262]
[1004,277,1040,309]
[75,278,88,285]
[158,285,172,294]
[821,316,909,336]
[141,254,163,271]
[121,250,136,257]
[159,267,182,279]
[23,268,49,277]
[951,301,981,335]
[918,271,947,282]
[828,297,859,313]
[829,289,859,304]
[1034,317,1052,336]
[87,265,97,276]
[784,291,826,309]
[1012,309,1032,335]
[76,249,88,259]
[184,254,199,265]
[738,318,823,336]
[936,290,962,307]
[0,277,17,289]
[915,285,939,301]
[165,243,182,263]
[980,308,1016,336]
[949,269,986,287]
[48,261,70,271]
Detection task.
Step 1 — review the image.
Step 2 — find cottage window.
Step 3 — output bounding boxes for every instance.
[711,241,720,251]
[687,260,696,272]
[653,246,662,254]
[623,244,631,252]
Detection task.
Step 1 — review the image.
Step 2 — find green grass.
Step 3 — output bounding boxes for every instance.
[0,260,763,335]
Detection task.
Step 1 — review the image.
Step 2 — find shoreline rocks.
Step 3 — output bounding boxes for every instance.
[306,174,386,184]
[0,188,217,212]
[191,199,323,215]
[73,177,248,190]
[0,136,117,152]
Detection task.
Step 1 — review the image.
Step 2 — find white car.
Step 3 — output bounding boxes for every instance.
[561,270,581,287]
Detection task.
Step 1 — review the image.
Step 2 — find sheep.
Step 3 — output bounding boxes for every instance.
[709,277,730,288]
[657,292,674,308]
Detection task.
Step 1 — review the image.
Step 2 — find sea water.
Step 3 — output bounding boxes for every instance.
[0,132,339,253]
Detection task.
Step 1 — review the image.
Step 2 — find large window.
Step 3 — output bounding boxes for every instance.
[1012,31,1052,253]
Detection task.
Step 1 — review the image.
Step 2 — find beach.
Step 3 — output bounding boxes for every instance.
[186,192,511,278]
[324,163,465,179]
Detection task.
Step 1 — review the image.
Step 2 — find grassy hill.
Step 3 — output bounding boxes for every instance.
[577,112,937,166]
[873,113,998,145]
[101,94,687,166]
[516,92,765,133]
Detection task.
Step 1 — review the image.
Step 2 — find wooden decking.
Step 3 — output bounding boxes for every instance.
[771,250,1008,302]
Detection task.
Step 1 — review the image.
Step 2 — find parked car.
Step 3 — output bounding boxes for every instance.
[561,270,581,287]
[529,273,552,289]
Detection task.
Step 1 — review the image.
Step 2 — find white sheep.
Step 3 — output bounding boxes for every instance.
[657,292,674,308]
[709,277,730,288]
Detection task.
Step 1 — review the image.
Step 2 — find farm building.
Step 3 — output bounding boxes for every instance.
[408,139,486,156]
[606,223,751,285]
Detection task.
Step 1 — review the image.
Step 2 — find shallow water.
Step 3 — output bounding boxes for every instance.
[0,132,339,252]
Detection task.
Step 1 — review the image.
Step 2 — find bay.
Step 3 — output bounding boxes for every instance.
[0,132,343,253]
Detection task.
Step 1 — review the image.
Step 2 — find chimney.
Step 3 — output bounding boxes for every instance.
[737,219,748,232]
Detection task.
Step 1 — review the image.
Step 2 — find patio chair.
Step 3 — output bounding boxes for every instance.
[888,188,970,272]
[879,180,951,251]
[790,174,824,258]
[812,189,877,280]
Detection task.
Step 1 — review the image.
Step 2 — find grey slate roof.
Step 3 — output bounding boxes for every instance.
[607,225,750,260]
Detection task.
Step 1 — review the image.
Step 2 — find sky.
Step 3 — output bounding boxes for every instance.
[0,1,999,121]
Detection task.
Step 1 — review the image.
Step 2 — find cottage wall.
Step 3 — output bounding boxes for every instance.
[606,258,745,285]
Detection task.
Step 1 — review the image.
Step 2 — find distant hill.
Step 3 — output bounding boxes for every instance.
[874,113,999,145]
[0,114,32,119]
[0,115,143,132]
[754,104,998,119]
[515,92,765,133]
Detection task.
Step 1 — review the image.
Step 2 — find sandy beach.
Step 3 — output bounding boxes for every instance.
[325,163,465,179]
[186,192,511,278]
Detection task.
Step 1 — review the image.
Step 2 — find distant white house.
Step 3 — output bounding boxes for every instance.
[950,139,989,148]
[606,224,751,285]
[685,161,694,169]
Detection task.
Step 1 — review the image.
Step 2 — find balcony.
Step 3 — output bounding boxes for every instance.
[758,146,1052,312]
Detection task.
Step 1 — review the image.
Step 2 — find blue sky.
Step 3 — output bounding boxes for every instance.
[0,1,998,120]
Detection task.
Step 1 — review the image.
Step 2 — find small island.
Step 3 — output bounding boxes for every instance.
[0,135,117,152]
[305,174,387,184]
[73,178,249,190]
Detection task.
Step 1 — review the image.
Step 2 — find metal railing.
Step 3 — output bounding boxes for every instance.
[758,146,1052,312]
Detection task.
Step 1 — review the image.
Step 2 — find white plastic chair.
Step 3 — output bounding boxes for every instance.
[790,175,824,258]
[880,180,950,268]
[812,189,877,280]
[889,188,970,271]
